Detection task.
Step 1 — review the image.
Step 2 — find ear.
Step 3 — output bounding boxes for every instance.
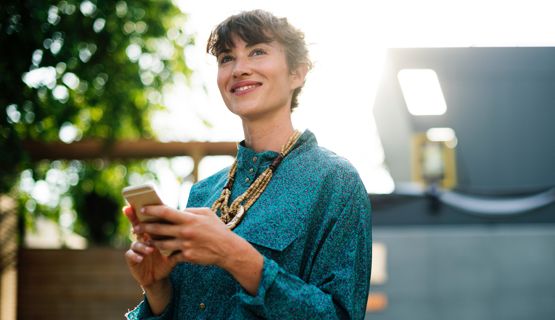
[290,63,309,90]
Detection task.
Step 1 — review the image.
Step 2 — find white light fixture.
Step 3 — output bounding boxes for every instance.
[426,127,458,149]
[426,127,456,142]
[398,69,447,116]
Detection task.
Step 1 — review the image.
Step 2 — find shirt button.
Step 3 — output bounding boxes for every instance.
[249,168,254,173]
[199,303,206,310]
[245,177,250,183]
[252,156,258,163]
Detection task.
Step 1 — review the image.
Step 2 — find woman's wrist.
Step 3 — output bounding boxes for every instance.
[143,278,172,315]
[143,277,170,292]
[219,234,264,295]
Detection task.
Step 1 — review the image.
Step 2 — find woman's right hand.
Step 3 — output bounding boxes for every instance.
[123,206,175,315]
[123,206,176,288]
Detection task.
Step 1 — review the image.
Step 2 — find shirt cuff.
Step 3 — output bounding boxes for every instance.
[237,256,279,307]
[125,295,172,320]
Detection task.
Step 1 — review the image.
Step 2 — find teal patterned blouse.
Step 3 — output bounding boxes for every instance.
[126,130,372,319]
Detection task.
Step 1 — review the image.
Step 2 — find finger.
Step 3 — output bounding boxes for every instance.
[142,205,190,224]
[130,227,150,243]
[152,238,184,254]
[135,222,183,239]
[130,241,155,255]
[123,206,140,226]
[125,248,144,264]
[184,207,214,216]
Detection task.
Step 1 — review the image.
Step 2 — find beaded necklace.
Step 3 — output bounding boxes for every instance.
[211,130,301,230]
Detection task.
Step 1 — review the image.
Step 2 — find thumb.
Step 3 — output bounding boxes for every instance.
[184,207,213,216]
[123,205,140,226]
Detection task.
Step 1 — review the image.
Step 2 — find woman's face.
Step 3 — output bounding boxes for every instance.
[216,34,304,121]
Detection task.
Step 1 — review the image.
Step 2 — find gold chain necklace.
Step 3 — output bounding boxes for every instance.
[211,130,301,230]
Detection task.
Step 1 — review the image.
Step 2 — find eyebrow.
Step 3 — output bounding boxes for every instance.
[218,41,273,55]
[218,48,232,55]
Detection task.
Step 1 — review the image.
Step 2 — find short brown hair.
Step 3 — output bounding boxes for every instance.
[207,10,311,110]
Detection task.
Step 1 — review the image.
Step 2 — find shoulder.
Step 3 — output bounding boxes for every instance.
[286,143,368,211]
[296,144,363,187]
[289,144,371,242]
[307,147,371,225]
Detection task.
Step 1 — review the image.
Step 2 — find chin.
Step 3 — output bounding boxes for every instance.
[227,102,262,117]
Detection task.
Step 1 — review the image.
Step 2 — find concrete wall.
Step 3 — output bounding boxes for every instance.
[366,225,555,320]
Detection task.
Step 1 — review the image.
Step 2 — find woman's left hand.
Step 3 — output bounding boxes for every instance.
[136,205,264,295]
[135,206,235,267]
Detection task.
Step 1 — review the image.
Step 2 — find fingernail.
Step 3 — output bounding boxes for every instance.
[133,225,141,232]
[134,255,143,263]
[141,207,146,214]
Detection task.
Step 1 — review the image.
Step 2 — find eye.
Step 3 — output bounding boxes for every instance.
[218,54,233,65]
[250,48,267,57]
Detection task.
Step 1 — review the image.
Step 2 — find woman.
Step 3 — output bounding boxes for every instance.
[125,9,372,319]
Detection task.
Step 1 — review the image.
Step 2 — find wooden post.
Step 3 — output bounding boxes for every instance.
[191,149,203,183]
[1,195,17,320]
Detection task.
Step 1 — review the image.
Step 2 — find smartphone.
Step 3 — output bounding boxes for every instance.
[122,184,174,256]
[122,184,164,223]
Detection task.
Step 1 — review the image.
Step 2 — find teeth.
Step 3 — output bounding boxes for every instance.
[234,84,257,93]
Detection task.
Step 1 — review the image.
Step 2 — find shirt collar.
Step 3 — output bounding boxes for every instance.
[236,130,317,170]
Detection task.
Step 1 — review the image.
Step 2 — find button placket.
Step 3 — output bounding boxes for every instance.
[246,156,259,184]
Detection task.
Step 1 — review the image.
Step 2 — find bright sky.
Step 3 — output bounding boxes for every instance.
[151,0,555,201]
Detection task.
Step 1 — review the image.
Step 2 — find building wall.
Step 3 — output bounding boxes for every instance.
[374,47,555,191]
[367,225,555,320]
[18,248,143,320]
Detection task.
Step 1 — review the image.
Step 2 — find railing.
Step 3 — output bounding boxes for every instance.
[23,139,238,182]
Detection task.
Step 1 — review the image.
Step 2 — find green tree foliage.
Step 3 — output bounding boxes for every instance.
[0,0,194,245]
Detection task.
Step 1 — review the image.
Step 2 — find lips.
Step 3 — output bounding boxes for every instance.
[230,81,262,95]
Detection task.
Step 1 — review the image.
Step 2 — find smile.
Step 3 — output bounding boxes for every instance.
[230,81,262,95]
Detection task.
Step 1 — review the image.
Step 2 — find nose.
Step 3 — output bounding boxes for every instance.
[232,56,252,78]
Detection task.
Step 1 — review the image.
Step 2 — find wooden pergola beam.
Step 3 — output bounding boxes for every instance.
[22,140,238,161]
[22,140,238,182]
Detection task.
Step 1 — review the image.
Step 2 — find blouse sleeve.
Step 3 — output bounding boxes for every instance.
[124,268,181,319]
[236,181,372,319]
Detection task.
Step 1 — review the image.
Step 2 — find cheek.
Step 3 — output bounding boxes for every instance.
[216,70,229,94]
[216,76,224,93]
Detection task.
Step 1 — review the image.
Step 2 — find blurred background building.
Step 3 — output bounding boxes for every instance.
[370,47,555,319]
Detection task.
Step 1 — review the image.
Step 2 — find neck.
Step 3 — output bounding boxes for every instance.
[241,110,294,153]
